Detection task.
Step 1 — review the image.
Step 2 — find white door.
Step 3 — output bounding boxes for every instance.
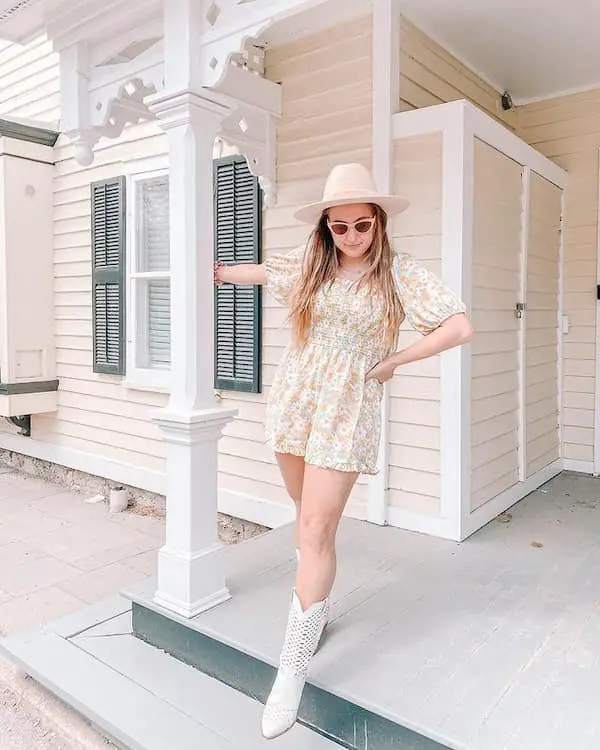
[470,138,524,512]
[523,171,562,478]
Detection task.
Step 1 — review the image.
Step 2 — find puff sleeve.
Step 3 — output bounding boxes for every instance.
[264,245,306,305]
[393,253,466,335]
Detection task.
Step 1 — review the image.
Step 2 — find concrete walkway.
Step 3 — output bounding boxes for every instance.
[0,466,164,748]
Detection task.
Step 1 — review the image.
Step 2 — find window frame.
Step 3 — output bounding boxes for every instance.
[124,166,172,392]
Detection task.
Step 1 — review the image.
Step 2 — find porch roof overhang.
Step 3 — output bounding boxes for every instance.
[3,0,600,117]
[0,0,371,203]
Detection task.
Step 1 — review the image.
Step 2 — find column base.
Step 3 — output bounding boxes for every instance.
[154,543,232,619]
[153,587,232,619]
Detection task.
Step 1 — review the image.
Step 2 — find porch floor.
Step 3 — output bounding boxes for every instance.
[130,471,600,749]
[3,471,600,749]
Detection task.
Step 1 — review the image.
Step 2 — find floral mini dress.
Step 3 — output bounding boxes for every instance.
[264,247,466,474]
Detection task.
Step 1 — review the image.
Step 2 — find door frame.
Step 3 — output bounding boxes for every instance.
[387,100,568,541]
[593,147,600,476]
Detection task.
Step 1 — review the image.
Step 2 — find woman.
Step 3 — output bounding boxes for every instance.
[214,163,472,739]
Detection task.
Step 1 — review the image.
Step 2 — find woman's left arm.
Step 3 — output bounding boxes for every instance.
[368,313,472,382]
[366,254,473,383]
[390,312,472,367]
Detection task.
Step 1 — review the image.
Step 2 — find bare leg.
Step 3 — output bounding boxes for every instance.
[296,464,358,608]
[275,452,305,551]
[262,463,358,740]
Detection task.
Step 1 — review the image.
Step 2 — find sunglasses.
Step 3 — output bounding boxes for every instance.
[327,217,376,236]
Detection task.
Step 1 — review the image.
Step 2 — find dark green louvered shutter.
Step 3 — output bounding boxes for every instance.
[91,177,126,375]
[214,156,262,393]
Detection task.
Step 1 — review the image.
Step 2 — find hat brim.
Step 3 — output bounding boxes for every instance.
[294,194,410,225]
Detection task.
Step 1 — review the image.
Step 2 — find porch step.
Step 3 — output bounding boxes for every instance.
[126,521,456,750]
[0,601,341,750]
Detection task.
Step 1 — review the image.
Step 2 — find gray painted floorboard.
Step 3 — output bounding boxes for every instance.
[127,472,600,749]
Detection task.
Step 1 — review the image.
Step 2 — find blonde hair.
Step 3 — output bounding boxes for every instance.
[289,204,403,352]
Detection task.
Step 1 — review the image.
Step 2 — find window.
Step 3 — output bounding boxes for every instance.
[126,171,171,388]
[90,156,262,394]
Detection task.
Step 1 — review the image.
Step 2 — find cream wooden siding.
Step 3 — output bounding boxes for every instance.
[217,16,373,520]
[517,91,598,468]
[20,123,170,474]
[388,132,442,517]
[525,172,561,476]
[0,39,170,474]
[399,18,515,130]
[0,35,60,123]
[471,139,523,512]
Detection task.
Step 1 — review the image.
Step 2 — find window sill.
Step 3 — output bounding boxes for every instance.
[123,370,171,394]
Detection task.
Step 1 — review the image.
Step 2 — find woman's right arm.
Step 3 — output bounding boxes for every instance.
[214,262,267,286]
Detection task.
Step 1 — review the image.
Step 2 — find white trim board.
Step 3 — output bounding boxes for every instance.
[387,506,461,542]
[385,462,562,542]
[563,459,595,476]
[557,185,566,469]
[219,489,295,530]
[0,430,166,495]
[594,146,600,476]
[368,0,401,526]
[517,167,531,482]
[0,430,295,528]
[440,101,472,542]
[392,100,568,189]
[460,459,563,540]
[463,103,567,189]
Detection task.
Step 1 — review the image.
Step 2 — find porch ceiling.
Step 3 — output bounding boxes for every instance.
[400,0,600,103]
[2,0,596,105]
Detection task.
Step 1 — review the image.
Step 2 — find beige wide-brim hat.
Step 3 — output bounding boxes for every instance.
[294,163,410,224]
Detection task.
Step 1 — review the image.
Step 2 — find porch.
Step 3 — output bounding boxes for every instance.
[3,471,599,750]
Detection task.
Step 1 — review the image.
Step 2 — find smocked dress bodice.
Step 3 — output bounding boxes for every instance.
[263,247,466,474]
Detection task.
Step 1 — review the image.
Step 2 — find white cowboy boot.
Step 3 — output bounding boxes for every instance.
[261,591,329,740]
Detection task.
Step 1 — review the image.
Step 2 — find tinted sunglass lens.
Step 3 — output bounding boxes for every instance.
[356,221,373,233]
[330,223,348,235]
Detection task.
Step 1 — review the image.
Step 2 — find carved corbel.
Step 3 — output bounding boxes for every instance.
[90,77,159,140]
[205,31,281,207]
[219,105,278,207]
[58,36,164,165]
[199,24,272,90]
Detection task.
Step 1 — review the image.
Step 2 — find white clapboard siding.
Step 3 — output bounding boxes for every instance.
[471,139,523,512]
[525,172,561,476]
[399,18,515,130]
[217,16,374,520]
[0,35,60,123]
[4,120,171,476]
[517,91,598,468]
[387,132,442,517]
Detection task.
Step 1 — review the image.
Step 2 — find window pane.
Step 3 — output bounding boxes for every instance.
[136,175,170,272]
[137,279,171,369]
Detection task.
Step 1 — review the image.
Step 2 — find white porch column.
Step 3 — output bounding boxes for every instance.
[147,88,236,618]
[148,90,237,618]
[368,0,402,525]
